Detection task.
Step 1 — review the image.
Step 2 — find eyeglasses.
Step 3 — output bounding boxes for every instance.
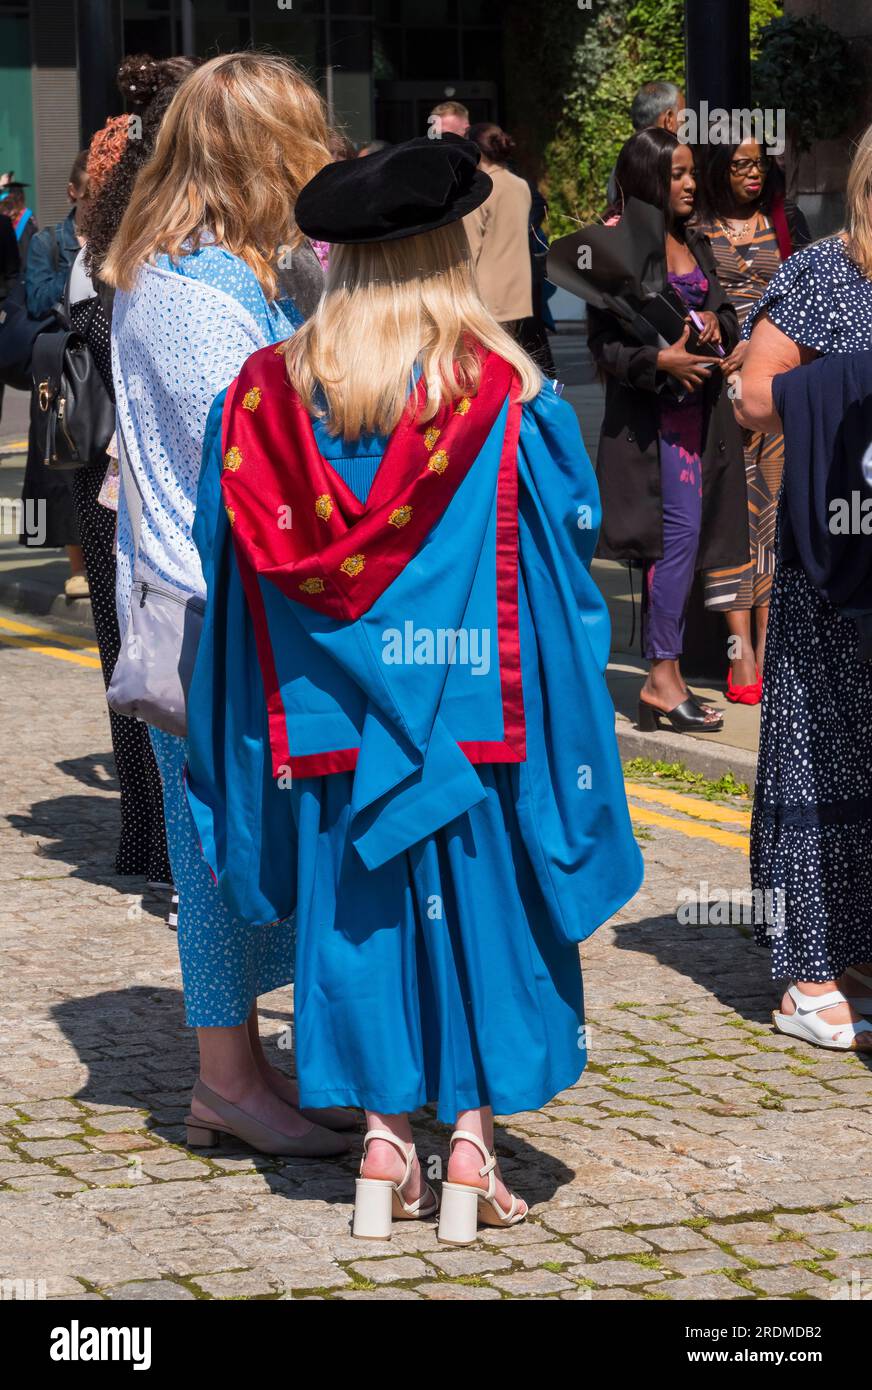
[730,157,770,175]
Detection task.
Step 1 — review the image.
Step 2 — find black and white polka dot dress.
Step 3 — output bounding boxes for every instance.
[744,237,872,980]
[69,290,171,882]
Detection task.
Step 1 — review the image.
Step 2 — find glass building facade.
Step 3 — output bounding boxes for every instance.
[2,0,503,222]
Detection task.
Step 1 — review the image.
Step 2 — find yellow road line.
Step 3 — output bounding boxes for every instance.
[0,438,28,451]
[0,615,98,650]
[629,803,749,855]
[0,633,101,669]
[625,780,751,828]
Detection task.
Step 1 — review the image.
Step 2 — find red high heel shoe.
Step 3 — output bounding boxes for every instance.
[725,666,762,705]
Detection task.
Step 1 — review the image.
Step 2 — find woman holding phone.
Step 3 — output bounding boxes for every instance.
[588,128,748,734]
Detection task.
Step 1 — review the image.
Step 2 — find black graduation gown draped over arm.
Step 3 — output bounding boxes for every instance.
[587,226,749,570]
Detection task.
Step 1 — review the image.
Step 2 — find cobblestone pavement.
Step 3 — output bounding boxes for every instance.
[2,610,872,1303]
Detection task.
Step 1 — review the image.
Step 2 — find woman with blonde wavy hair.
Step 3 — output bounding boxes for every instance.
[104,50,355,1158]
[738,122,872,1053]
[185,138,642,1239]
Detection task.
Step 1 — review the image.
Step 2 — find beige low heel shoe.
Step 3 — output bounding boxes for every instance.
[185,1080,352,1158]
[299,1104,359,1133]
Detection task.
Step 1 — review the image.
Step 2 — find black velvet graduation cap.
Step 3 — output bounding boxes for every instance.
[295,136,492,245]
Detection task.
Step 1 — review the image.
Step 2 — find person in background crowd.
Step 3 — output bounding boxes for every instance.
[694,137,811,704]
[589,128,748,735]
[308,129,356,271]
[185,135,642,1241]
[84,117,128,214]
[429,100,469,139]
[630,80,684,137]
[607,81,685,204]
[0,177,38,269]
[0,207,19,300]
[358,138,390,157]
[19,152,89,596]
[329,131,356,161]
[737,121,872,1052]
[464,123,534,346]
[65,54,195,888]
[102,51,352,1158]
[0,190,21,425]
[524,180,557,376]
[24,158,88,318]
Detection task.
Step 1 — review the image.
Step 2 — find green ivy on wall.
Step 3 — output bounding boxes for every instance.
[543,0,782,237]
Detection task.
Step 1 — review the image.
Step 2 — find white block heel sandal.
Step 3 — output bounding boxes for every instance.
[352,1129,439,1240]
[772,984,872,1051]
[437,1130,527,1245]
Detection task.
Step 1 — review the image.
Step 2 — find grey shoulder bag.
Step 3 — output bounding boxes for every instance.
[106,432,205,738]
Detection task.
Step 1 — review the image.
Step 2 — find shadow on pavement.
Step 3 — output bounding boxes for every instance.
[607,911,872,1072]
[51,986,576,1204]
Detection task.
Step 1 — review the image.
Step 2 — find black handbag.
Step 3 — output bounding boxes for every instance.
[30,288,115,470]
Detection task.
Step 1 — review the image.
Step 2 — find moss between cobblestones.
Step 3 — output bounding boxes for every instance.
[602,1087,673,1109]
[723,1269,764,1295]
[796,1259,837,1281]
[622,756,750,800]
[343,1270,379,1291]
[625,1253,663,1271]
[76,1278,107,1298]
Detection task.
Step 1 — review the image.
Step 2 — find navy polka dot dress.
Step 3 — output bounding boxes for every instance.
[743,237,872,980]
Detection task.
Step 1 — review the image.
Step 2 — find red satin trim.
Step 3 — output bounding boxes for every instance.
[221,373,292,777]
[221,345,515,622]
[289,747,359,777]
[454,389,525,763]
[219,345,526,779]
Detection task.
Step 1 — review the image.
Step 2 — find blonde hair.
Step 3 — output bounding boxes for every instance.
[284,221,541,438]
[103,51,330,297]
[844,121,872,278]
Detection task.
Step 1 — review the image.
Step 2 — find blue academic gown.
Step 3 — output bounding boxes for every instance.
[186,381,643,1121]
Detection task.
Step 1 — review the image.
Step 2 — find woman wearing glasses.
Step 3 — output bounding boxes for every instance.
[694,138,810,702]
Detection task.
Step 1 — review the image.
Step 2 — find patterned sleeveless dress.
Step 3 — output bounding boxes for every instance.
[698,216,784,611]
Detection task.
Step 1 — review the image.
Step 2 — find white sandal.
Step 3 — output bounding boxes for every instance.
[352,1129,438,1240]
[437,1130,527,1245]
[772,984,872,1051]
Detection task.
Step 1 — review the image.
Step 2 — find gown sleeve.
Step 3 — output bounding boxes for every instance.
[513,383,644,944]
[185,387,300,925]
